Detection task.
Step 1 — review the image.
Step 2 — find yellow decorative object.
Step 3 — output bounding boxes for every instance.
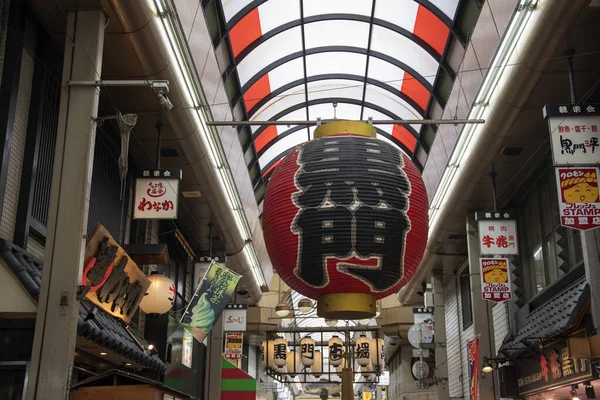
[317,293,376,320]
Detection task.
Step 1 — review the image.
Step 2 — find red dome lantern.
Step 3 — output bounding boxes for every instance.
[263,121,428,319]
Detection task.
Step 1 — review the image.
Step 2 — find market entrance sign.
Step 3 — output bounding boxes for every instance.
[555,167,600,231]
[134,169,181,219]
[82,224,150,323]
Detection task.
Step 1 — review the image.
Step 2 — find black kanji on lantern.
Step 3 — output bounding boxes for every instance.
[292,136,410,291]
[274,343,287,360]
[302,343,315,360]
[330,342,343,361]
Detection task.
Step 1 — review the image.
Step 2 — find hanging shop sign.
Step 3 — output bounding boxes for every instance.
[475,211,518,255]
[543,104,600,165]
[555,167,600,231]
[467,337,479,400]
[516,336,591,395]
[134,169,182,220]
[182,327,193,368]
[224,332,244,360]
[223,304,247,331]
[82,224,150,323]
[262,122,428,320]
[413,307,434,334]
[180,262,241,343]
[480,258,512,303]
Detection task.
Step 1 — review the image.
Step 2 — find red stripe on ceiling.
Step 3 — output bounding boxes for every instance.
[243,74,271,113]
[401,71,429,111]
[229,8,262,58]
[262,158,282,178]
[413,5,450,56]
[254,125,278,154]
[392,124,417,153]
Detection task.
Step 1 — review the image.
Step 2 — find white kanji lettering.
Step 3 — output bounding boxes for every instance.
[485,212,492,218]
[559,106,568,114]
[593,217,600,225]
[579,216,589,225]
[164,170,171,177]
[494,212,501,218]
[573,105,582,113]
[565,217,575,225]
[143,170,150,177]
[587,105,596,113]
[153,171,160,177]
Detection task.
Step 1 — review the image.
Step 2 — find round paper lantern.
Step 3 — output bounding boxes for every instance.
[287,350,301,377]
[273,337,288,368]
[301,336,316,367]
[361,364,375,381]
[328,336,344,367]
[370,337,385,370]
[355,335,371,367]
[312,350,322,378]
[139,273,176,314]
[260,340,268,367]
[263,121,428,319]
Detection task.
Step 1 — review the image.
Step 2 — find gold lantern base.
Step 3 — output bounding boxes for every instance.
[314,120,376,139]
[316,293,376,320]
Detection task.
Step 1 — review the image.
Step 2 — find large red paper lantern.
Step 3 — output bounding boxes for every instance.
[263,121,428,319]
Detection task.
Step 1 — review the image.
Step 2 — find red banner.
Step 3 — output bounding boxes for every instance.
[467,337,479,400]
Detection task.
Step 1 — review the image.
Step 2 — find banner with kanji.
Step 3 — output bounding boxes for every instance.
[467,337,480,400]
[480,258,512,303]
[134,169,181,219]
[555,167,600,231]
[180,262,241,343]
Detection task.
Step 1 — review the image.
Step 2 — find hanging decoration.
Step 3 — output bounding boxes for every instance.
[312,350,322,378]
[370,337,385,370]
[300,336,316,367]
[361,364,375,381]
[273,337,288,369]
[262,121,428,319]
[355,335,371,367]
[328,336,344,367]
[138,273,176,314]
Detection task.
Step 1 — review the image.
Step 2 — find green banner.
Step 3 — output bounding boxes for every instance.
[180,262,241,342]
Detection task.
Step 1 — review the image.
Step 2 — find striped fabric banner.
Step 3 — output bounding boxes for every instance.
[221,358,257,400]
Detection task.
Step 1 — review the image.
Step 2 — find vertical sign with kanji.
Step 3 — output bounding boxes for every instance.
[134,169,182,219]
[467,337,479,400]
[479,258,512,303]
[555,167,600,231]
[475,211,519,255]
[543,104,600,165]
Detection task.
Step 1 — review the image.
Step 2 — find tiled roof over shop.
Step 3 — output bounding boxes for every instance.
[499,277,589,357]
[0,239,166,373]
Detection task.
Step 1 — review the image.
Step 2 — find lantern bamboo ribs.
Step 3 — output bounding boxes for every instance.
[260,327,385,384]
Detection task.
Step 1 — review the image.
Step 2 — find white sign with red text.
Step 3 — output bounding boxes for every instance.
[134,169,180,219]
[556,167,600,231]
[478,219,518,255]
[223,305,247,331]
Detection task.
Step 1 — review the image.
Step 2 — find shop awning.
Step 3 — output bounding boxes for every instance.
[499,277,589,357]
[207,0,461,187]
[0,239,166,373]
[221,357,257,400]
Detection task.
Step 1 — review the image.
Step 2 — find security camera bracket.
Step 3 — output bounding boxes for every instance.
[66,79,170,94]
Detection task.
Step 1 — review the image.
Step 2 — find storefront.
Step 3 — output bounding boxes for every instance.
[498,276,600,399]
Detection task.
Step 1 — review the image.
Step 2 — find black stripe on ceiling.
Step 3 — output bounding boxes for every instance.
[231,14,442,68]
[234,46,435,99]
[223,0,453,33]
[244,73,427,120]
[359,1,377,121]
[258,125,416,180]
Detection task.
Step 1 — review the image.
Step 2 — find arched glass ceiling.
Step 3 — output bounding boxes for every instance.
[207,0,460,191]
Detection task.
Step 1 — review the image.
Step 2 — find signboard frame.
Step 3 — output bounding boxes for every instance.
[479,257,512,303]
[133,169,182,220]
[555,167,600,231]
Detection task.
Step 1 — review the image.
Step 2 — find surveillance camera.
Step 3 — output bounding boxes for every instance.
[158,93,174,112]
[151,80,169,95]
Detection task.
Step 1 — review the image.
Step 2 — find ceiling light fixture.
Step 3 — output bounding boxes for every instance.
[325,319,338,327]
[298,298,313,313]
[275,303,291,317]
[152,0,266,289]
[100,352,107,356]
[428,0,539,235]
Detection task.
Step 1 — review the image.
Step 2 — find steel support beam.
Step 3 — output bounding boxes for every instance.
[25,10,106,400]
[207,118,485,126]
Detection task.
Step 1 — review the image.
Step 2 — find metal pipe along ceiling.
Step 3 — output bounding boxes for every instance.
[397,0,591,303]
[109,0,267,302]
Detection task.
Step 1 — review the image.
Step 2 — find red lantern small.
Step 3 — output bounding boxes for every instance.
[263,121,428,319]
